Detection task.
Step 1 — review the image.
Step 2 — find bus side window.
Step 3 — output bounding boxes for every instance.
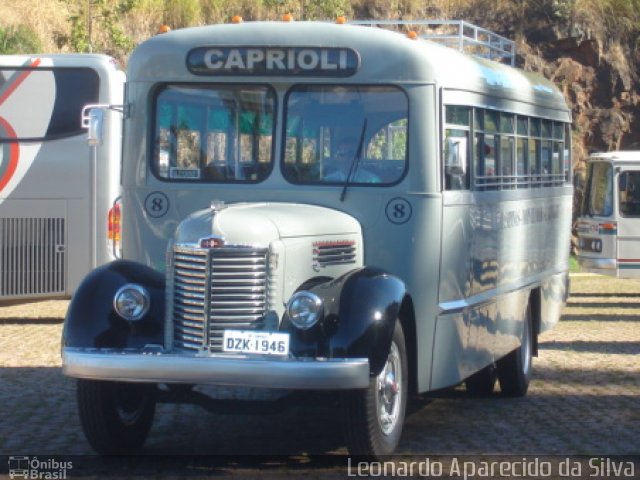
[619,171,640,216]
[444,105,470,190]
[444,129,469,190]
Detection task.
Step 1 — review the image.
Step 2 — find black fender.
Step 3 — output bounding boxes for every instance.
[63,260,165,349]
[284,267,407,376]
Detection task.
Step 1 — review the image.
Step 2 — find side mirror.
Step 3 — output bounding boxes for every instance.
[87,108,105,147]
[82,103,124,147]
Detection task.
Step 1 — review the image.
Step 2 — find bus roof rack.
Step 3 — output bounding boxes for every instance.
[348,20,516,66]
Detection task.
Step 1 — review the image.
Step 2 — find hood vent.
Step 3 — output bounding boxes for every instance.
[313,240,356,270]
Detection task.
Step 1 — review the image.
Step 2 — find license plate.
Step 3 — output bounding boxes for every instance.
[222,330,290,356]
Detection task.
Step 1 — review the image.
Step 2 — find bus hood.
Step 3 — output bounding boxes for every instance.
[173,202,361,246]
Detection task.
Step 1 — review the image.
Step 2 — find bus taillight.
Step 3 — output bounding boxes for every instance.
[108,200,122,258]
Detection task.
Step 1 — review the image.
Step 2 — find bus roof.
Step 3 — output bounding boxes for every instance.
[129,21,567,112]
[0,53,122,71]
[589,151,640,163]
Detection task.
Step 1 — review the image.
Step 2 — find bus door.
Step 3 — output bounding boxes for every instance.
[615,165,640,276]
[577,161,617,275]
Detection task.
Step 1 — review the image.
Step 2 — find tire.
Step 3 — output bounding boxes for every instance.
[77,379,156,454]
[497,303,533,397]
[465,363,497,396]
[342,321,408,458]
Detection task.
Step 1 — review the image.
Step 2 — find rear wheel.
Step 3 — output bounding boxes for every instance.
[342,321,408,457]
[465,364,497,396]
[497,303,533,397]
[77,380,156,454]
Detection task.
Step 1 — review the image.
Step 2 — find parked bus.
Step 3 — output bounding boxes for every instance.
[576,151,640,277]
[0,54,124,301]
[62,19,573,457]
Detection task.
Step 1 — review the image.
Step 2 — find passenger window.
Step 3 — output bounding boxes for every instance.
[444,105,470,190]
[619,171,640,216]
[444,129,469,190]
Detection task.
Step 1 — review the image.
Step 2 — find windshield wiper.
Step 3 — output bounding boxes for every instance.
[340,119,367,202]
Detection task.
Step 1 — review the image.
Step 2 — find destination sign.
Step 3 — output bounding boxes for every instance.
[187,47,360,77]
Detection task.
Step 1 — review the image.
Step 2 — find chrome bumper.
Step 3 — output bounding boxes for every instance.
[62,348,370,390]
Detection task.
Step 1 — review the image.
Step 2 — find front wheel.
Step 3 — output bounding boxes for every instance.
[497,303,533,397]
[77,379,156,454]
[341,321,408,457]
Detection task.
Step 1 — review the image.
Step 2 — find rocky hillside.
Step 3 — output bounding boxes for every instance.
[1,0,639,168]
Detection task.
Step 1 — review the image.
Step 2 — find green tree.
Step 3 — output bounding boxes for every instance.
[66,0,136,58]
[0,25,43,54]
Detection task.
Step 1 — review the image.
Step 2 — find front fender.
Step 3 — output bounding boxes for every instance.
[286,267,406,376]
[63,260,165,349]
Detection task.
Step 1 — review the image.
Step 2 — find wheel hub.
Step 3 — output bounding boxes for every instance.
[377,342,402,435]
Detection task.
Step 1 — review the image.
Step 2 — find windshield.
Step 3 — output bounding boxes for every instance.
[152,84,275,182]
[584,162,613,217]
[282,85,408,185]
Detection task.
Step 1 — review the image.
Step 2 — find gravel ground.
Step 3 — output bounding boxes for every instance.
[0,275,638,478]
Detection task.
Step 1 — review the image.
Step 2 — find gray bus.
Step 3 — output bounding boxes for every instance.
[62,19,573,457]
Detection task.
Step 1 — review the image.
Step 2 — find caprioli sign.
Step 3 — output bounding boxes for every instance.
[187,47,360,76]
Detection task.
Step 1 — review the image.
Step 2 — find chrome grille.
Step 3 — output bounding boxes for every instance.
[172,246,269,352]
[0,217,66,298]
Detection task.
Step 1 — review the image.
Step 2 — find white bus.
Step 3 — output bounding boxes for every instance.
[576,151,640,277]
[62,19,572,457]
[0,54,124,301]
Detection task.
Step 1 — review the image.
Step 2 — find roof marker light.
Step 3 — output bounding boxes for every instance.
[407,30,418,40]
[157,25,171,34]
[232,15,243,24]
[336,16,347,24]
[282,13,294,22]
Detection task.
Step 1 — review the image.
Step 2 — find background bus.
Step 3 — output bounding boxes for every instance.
[0,54,124,301]
[576,151,640,277]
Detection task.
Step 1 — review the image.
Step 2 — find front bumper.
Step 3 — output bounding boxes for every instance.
[62,348,370,390]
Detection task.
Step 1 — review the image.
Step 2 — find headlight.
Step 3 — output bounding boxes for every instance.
[113,284,150,321]
[287,291,323,330]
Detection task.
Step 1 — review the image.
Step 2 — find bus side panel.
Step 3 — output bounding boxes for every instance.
[433,190,572,389]
[0,199,69,299]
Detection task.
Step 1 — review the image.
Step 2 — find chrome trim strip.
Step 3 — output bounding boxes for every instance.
[62,349,370,390]
[439,270,569,314]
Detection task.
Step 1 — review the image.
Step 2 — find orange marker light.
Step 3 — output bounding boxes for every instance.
[407,30,418,40]
[231,15,243,24]
[336,16,347,24]
[282,13,294,22]
[157,25,171,34]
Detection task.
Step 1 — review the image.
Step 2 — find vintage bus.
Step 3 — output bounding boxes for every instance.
[62,19,573,456]
[576,151,640,277]
[0,54,124,301]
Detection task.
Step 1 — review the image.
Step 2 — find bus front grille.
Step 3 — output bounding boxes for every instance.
[172,246,269,352]
[0,217,66,298]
